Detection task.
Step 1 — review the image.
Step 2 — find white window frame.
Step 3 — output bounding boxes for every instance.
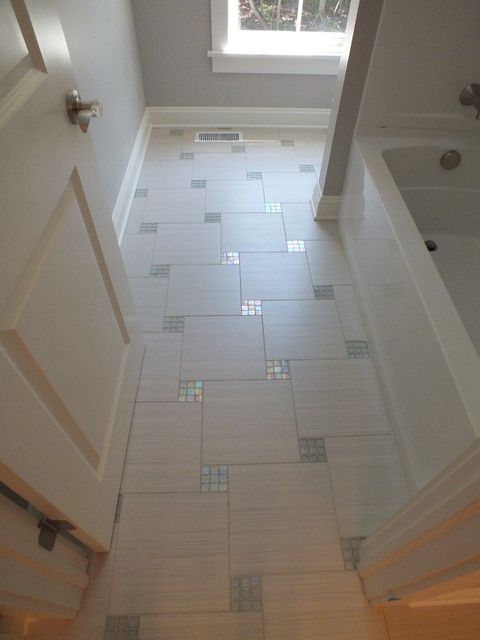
[208,0,343,75]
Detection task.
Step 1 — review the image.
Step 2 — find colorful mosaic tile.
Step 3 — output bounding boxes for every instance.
[201,465,229,493]
[178,380,204,402]
[104,615,139,640]
[139,223,157,234]
[346,340,370,359]
[205,212,221,223]
[221,251,240,265]
[169,128,184,136]
[231,576,262,612]
[299,438,327,463]
[150,264,170,278]
[341,537,366,571]
[299,164,315,172]
[265,202,282,213]
[266,360,290,380]
[314,284,335,299]
[162,316,185,333]
[134,188,148,198]
[287,240,306,252]
[191,179,207,189]
[232,144,246,153]
[247,171,262,180]
[281,139,295,147]
[180,152,194,160]
[241,300,262,316]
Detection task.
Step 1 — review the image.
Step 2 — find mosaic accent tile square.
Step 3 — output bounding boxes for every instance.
[265,202,282,213]
[266,359,290,380]
[178,380,204,402]
[247,171,262,180]
[205,212,221,223]
[104,615,139,640]
[162,316,185,333]
[232,144,246,153]
[134,188,148,198]
[346,340,371,359]
[281,140,295,147]
[191,179,207,189]
[201,465,229,493]
[169,128,184,136]
[299,164,315,173]
[139,222,158,234]
[241,300,262,316]
[298,438,327,463]
[221,251,240,265]
[180,152,194,160]
[150,264,170,278]
[287,240,306,253]
[230,576,262,612]
[314,284,335,299]
[341,537,366,571]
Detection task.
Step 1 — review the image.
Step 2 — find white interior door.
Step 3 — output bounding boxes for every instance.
[0,0,143,551]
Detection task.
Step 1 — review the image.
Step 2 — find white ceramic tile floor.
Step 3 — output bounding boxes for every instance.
[221,213,286,252]
[206,180,264,213]
[153,223,220,264]
[142,188,205,223]
[61,127,411,639]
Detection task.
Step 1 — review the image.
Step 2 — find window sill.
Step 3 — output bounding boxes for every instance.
[207,50,340,75]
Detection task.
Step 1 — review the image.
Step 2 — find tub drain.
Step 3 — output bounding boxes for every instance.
[425,240,438,252]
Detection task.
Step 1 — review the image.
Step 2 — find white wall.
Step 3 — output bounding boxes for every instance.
[130,0,336,109]
[55,0,146,213]
[359,0,480,129]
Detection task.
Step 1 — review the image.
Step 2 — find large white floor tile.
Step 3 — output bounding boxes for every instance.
[153,223,220,264]
[263,572,388,640]
[325,434,410,537]
[283,203,340,241]
[229,464,343,575]
[138,612,264,640]
[166,264,240,316]
[206,180,264,213]
[109,493,229,613]
[263,172,317,203]
[121,234,155,276]
[306,240,352,285]
[128,277,168,332]
[181,316,265,380]
[137,333,183,402]
[241,253,313,300]
[143,188,205,223]
[193,153,246,180]
[145,135,183,160]
[138,160,192,188]
[290,359,392,437]
[246,150,299,173]
[202,381,299,464]
[334,285,368,340]
[125,198,146,233]
[122,403,201,494]
[263,300,347,360]
[222,214,286,252]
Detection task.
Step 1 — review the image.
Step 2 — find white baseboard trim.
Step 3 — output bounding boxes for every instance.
[147,106,331,129]
[112,109,151,242]
[310,186,342,220]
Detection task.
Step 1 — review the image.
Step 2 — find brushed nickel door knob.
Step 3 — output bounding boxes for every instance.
[66,89,103,133]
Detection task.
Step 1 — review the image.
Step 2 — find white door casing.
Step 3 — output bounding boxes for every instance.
[0,0,143,556]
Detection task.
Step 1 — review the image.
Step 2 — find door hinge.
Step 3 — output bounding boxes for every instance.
[38,517,75,551]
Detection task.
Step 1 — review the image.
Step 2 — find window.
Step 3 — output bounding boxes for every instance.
[209,0,348,75]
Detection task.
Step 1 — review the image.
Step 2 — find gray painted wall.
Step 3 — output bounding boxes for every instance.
[55,0,145,212]
[359,0,480,127]
[131,0,336,108]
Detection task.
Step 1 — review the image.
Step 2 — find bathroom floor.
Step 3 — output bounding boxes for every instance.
[28,128,412,639]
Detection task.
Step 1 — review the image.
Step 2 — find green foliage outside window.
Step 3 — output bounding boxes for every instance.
[239,0,350,32]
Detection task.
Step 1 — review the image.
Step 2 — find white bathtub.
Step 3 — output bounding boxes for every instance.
[339,131,480,492]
